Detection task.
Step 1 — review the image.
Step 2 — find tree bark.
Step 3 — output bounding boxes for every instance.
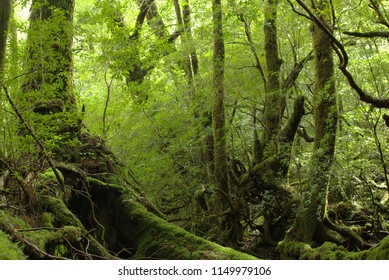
[24,0,75,102]
[174,0,199,87]
[212,0,228,201]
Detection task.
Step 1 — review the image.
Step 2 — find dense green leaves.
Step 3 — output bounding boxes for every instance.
[0,0,388,258]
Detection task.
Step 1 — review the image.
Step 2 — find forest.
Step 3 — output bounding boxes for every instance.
[0,0,388,260]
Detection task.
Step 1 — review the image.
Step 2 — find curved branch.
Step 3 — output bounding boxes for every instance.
[279,96,305,144]
[286,0,312,21]
[294,0,389,109]
[239,14,267,90]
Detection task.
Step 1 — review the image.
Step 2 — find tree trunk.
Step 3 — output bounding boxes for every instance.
[212,0,228,203]
[283,0,337,243]
[212,0,241,245]
[174,0,199,88]
[18,0,77,157]
[0,0,12,79]
[262,0,284,147]
[126,0,179,100]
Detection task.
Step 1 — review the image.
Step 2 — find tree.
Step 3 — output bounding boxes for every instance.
[278,0,389,258]
[285,0,337,243]
[233,0,307,245]
[211,0,241,245]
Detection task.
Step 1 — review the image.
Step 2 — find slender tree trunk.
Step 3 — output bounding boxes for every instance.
[212,0,237,244]
[0,0,12,79]
[0,0,12,158]
[212,0,228,201]
[262,0,284,147]
[173,0,198,88]
[285,0,337,243]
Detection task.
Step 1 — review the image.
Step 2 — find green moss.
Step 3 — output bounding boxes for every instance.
[39,168,64,185]
[87,176,124,193]
[0,230,26,260]
[24,229,62,253]
[278,237,389,260]
[278,240,313,259]
[60,226,82,243]
[0,210,62,258]
[359,236,389,259]
[42,212,55,228]
[40,195,83,227]
[53,244,68,257]
[118,197,257,260]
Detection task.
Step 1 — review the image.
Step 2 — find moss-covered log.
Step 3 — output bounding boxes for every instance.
[278,235,389,260]
[0,154,257,260]
[116,196,256,259]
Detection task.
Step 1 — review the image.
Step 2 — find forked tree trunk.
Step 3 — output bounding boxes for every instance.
[237,0,305,245]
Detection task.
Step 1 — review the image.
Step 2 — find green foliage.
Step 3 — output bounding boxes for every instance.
[0,0,387,259]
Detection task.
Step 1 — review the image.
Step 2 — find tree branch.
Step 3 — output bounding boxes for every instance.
[282,50,314,91]
[129,0,154,42]
[279,95,305,143]
[238,13,267,90]
[343,30,389,38]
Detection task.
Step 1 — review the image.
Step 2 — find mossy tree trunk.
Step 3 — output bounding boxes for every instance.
[261,0,284,148]
[0,0,12,159]
[284,0,337,243]
[17,0,77,160]
[259,0,307,177]
[0,0,11,79]
[211,0,229,229]
[212,0,241,245]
